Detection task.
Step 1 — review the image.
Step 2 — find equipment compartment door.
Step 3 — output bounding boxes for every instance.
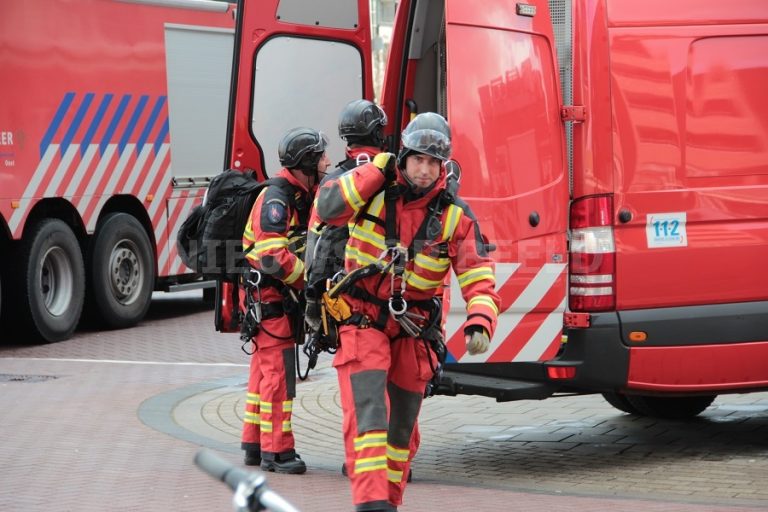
[227,0,374,179]
[442,0,570,364]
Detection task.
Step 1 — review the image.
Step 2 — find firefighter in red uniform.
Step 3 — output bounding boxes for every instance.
[316,113,499,511]
[241,127,331,474]
[305,99,388,329]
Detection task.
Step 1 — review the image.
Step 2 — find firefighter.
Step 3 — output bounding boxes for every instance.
[304,99,388,331]
[316,112,499,511]
[240,127,331,474]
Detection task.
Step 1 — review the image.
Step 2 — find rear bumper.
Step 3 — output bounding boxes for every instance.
[443,300,768,398]
[559,300,768,393]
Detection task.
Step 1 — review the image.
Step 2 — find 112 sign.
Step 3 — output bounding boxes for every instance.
[646,212,687,248]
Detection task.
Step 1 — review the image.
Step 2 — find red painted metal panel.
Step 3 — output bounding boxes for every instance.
[628,342,768,392]
[608,21,768,309]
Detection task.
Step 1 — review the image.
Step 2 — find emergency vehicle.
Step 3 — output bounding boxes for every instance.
[0,0,235,342]
[225,0,768,419]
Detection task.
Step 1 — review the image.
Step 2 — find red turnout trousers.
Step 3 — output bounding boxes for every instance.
[241,314,297,455]
[334,324,435,511]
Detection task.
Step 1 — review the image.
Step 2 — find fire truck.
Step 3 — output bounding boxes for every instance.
[225,0,768,418]
[0,0,235,342]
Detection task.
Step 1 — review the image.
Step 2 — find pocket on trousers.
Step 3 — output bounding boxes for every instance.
[332,325,359,367]
[414,338,436,381]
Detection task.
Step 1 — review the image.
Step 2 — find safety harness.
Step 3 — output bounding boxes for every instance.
[238,184,311,378]
[316,166,460,395]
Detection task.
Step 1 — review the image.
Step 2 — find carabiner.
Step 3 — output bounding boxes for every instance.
[388,296,408,316]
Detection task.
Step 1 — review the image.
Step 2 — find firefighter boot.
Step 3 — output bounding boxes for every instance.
[261,450,307,474]
[242,443,261,466]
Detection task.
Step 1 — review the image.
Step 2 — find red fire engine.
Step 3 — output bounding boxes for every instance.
[225,0,768,418]
[0,0,235,342]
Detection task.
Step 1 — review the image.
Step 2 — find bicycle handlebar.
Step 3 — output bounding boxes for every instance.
[194,449,301,512]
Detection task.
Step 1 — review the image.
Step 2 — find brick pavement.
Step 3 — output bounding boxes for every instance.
[1,293,767,511]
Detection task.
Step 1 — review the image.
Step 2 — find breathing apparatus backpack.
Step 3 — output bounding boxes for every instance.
[176,169,296,280]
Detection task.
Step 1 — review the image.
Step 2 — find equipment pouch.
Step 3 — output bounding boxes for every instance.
[321,292,353,323]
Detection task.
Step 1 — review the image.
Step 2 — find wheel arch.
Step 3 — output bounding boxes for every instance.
[95,195,159,278]
[22,198,88,246]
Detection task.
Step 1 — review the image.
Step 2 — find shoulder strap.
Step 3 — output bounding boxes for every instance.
[408,188,457,259]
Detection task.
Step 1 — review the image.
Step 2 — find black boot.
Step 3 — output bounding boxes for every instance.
[261,450,307,474]
[242,443,261,466]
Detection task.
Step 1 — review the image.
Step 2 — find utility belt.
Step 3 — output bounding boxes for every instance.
[239,268,304,354]
[318,283,447,397]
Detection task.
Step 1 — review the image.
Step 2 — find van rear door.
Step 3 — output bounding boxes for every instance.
[226,0,374,177]
[217,0,373,331]
[384,0,570,368]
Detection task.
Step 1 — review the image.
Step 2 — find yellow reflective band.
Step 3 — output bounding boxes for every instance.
[386,445,410,462]
[246,393,260,405]
[260,420,273,432]
[405,271,442,291]
[345,246,380,267]
[281,420,292,432]
[254,237,289,254]
[354,432,387,451]
[467,295,499,316]
[354,456,388,474]
[413,253,450,273]
[340,173,365,210]
[282,400,293,413]
[243,411,260,424]
[349,225,386,250]
[260,401,273,413]
[243,217,255,239]
[442,204,462,241]
[457,267,495,287]
[284,259,304,285]
[361,193,385,230]
[387,468,403,483]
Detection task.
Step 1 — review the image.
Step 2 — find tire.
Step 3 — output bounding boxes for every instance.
[17,219,85,342]
[89,213,155,329]
[624,394,717,419]
[602,391,644,415]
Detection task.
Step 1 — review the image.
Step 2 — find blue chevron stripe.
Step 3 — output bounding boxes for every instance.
[61,93,94,158]
[40,92,75,158]
[81,94,113,157]
[154,117,169,156]
[137,96,166,156]
[119,95,148,156]
[100,94,131,156]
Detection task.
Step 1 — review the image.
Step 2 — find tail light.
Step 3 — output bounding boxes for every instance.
[569,195,615,311]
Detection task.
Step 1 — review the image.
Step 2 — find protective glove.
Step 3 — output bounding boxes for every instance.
[372,152,395,170]
[464,325,490,355]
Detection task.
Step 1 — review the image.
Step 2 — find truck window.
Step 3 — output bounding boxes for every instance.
[250,36,363,173]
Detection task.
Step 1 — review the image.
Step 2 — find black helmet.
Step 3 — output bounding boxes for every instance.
[396,113,451,172]
[278,127,328,174]
[338,99,387,147]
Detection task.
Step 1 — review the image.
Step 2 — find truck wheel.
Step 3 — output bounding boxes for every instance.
[624,394,716,419]
[89,213,155,328]
[18,219,85,342]
[602,391,643,415]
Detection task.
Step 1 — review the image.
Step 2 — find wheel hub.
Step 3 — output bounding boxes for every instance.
[109,239,143,304]
[40,246,73,317]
